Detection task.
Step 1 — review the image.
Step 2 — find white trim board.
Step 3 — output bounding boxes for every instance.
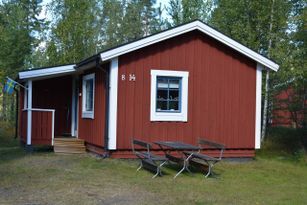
[255,64,263,149]
[108,58,119,150]
[150,70,189,122]
[19,64,76,80]
[100,20,279,71]
[26,80,32,145]
[82,73,95,119]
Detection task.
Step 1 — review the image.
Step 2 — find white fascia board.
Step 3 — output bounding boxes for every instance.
[19,64,76,80]
[100,21,279,72]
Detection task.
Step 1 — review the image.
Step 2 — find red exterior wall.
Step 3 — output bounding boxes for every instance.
[115,31,257,157]
[272,87,306,128]
[78,64,108,147]
[31,111,53,145]
[32,76,72,136]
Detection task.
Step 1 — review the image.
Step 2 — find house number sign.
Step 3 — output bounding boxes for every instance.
[121,74,136,81]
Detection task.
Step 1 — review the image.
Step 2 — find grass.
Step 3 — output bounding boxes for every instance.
[0,124,306,205]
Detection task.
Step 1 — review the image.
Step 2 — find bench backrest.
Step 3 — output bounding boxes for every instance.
[199,139,225,149]
[198,138,225,160]
[131,138,151,154]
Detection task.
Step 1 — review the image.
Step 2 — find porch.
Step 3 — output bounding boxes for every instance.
[19,75,79,149]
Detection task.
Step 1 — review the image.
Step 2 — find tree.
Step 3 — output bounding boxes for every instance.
[166,0,213,27]
[0,0,44,121]
[100,0,125,49]
[102,0,161,49]
[46,0,101,64]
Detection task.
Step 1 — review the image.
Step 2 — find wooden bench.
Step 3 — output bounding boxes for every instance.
[131,138,167,178]
[184,138,225,178]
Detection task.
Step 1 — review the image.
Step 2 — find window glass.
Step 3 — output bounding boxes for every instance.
[85,79,94,111]
[156,77,181,112]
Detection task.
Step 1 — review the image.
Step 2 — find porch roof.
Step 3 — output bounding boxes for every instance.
[19,64,76,80]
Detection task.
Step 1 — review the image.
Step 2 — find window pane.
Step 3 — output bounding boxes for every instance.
[85,79,93,111]
[156,76,181,112]
[157,78,168,88]
[157,101,167,111]
[169,79,180,88]
[169,101,179,111]
[157,89,168,100]
[169,90,179,100]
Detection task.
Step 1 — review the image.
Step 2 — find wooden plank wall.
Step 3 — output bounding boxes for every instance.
[78,64,108,147]
[116,31,257,154]
[31,111,53,145]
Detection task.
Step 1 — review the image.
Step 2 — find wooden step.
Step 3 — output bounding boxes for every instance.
[53,138,86,154]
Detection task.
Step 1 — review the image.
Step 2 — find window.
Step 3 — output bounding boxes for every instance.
[82,73,95,119]
[150,70,189,121]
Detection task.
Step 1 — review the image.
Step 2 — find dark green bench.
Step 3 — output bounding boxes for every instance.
[131,138,167,178]
[184,138,225,178]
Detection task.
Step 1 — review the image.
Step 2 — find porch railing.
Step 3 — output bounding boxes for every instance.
[21,108,55,146]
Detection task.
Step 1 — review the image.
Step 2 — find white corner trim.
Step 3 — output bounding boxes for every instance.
[100,21,279,71]
[150,70,189,122]
[71,76,77,136]
[255,64,263,149]
[27,80,32,145]
[108,58,119,150]
[23,82,28,109]
[82,73,95,119]
[19,64,76,80]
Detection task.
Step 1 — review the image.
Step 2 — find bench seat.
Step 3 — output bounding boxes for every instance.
[136,151,167,161]
[184,151,220,162]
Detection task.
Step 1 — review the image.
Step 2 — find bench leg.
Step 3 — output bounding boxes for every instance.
[152,168,160,178]
[204,163,211,178]
[174,153,194,179]
[137,161,143,171]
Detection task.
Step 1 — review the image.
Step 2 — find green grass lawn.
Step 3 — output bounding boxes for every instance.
[0,124,306,205]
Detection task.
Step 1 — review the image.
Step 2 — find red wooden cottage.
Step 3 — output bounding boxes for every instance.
[18,20,279,158]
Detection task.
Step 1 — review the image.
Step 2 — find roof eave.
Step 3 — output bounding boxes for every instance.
[19,64,76,80]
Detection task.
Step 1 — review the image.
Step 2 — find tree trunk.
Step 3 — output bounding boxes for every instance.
[261,0,275,141]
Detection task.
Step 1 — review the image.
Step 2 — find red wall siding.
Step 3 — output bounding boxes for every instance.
[78,65,107,147]
[32,76,72,136]
[116,31,256,151]
[31,111,53,145]
[272,87,306,128]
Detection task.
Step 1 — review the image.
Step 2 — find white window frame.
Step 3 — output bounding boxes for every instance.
[82,73,95,119]
[150,70,189,122]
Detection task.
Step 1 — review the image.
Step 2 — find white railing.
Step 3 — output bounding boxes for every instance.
[22,108,56,146]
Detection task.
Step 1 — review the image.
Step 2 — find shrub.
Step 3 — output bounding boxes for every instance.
[263,127,306,156]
